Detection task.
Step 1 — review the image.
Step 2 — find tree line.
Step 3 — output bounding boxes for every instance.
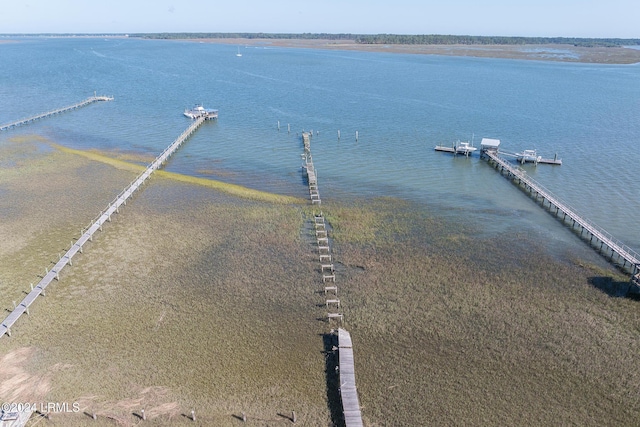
[131,33,640,47]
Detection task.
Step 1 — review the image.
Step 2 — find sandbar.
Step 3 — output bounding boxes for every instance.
[195,37,640,64]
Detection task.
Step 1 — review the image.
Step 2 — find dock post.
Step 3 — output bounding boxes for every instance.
[141,408,146,421]
[337,130,340,140]
[288,124,290,134]
[242,412,246,422]
[277,120,280,131]
[292,411,296,423]
[191,410,195,421]
[355,130,358,141]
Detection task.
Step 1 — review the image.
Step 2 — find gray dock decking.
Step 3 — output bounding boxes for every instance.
[338,328,363,427]
[483,150,639,273]
[0,116,206,339]
[0,96,113,131]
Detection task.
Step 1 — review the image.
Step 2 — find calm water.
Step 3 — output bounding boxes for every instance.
[1,37,639,257]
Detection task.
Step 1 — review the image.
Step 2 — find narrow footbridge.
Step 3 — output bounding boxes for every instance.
[0,116,206,339]
[0,95,113,131]
[483,150,640,275]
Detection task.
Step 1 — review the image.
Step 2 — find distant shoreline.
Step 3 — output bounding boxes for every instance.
[188,38,640,64]
[3,34,639,63]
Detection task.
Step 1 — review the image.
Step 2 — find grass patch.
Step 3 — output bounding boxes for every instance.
[54,143,305,204]
[2,139,640,425]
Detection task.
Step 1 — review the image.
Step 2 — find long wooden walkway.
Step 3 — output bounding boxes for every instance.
[483,150,640,274]
[299,131,364,426]
[0,116,206,339]
[338,328,363,427]
[0,95,114,131]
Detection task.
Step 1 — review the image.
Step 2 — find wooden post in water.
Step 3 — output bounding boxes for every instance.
[337,130,340,140]
[288,123,290,133]
[355,130,359,141]
[277,120,280,131]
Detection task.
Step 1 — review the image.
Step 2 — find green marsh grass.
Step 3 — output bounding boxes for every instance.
[2,137,640,425]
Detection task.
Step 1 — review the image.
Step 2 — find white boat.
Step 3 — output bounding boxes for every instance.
[516,149,541,164]
[183,104,218,120]
[455,141,477,155]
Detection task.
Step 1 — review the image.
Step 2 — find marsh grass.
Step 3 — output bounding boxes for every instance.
[319,197,640,426]
[56,144,305,204]
[2,138,640,425]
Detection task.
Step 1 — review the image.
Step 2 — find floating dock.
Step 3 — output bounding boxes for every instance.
[436,137,561,165]
[0,116,206,339]
[0,95,113,131]
[434,144,456,153]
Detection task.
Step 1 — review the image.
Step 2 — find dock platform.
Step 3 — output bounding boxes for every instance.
[434,144,456,153]
[0,116,206,339]
[0,95,113,131]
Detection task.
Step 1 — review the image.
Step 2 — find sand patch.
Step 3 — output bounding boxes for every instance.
[0,347,50,403]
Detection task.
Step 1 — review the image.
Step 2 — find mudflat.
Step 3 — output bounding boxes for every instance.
[197,37,640,64]
[1,135,639,426]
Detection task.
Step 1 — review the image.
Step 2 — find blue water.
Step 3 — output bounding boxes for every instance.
[1,37,639,256]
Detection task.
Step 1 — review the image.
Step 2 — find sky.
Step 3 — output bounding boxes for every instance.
[0,0,638,38]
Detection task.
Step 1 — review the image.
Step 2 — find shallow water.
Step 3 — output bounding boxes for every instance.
[0,37,638,257]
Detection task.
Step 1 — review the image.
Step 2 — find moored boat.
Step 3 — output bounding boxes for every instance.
[516,149,541,164]
[183,104,218,120]
[455,141,477,155]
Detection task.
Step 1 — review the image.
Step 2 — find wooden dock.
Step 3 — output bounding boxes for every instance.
[0,95,113,131]
[434,144,456,153]
[482,150,640,274]
[301,132,320,205]
[338,328,363,427]
[298,129,364,426]
[0,116,206,339]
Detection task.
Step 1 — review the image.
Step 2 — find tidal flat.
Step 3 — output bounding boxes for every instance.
[1,136,640,426]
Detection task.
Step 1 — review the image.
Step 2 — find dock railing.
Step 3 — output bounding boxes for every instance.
[484,151,640,268]
[1,116,206,339]
[0,95,114,131]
